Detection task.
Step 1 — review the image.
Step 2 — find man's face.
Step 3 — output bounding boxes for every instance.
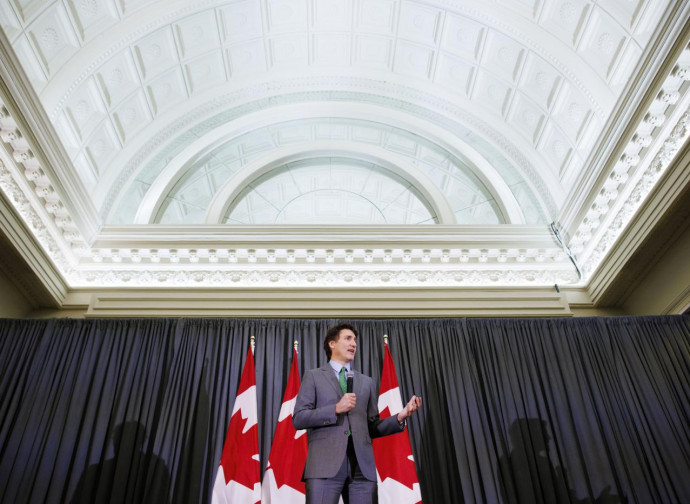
[330,328,357,364]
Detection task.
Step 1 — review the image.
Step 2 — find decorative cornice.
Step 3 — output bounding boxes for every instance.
[69,266,579,289]
[0,159,67,305]
[0,28,100,240]
[69,238,578,288]
[580,109,690,279]
[573,104,690,281]
[558,5,690,234]
[567,38,690,279]
[79,245,566,265]
[0,103,90,258]
[585,125,690,304]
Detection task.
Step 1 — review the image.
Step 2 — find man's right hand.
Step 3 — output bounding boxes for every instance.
[335,393,356,414]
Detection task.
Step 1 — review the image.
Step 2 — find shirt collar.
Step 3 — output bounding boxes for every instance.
[329,360,351,374]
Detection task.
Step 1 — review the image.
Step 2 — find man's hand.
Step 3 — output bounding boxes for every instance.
[336,393,356,414]
[396,395,422,423]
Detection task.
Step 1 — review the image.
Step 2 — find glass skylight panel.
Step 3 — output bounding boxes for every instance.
[223,158,435,225]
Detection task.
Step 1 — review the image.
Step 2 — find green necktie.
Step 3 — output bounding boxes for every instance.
[339,367,347,394]
[339,367,352,436]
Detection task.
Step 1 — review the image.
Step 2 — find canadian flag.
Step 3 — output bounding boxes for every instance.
[373,339,422,504]
[261,347,308,503]
[212,345,261,504]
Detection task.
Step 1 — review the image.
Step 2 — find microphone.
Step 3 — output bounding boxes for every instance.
[346,370,354,393]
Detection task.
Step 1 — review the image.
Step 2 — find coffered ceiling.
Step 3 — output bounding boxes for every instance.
[0,0,689,315]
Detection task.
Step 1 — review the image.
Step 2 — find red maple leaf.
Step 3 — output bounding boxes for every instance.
[373,342,421,497]
[220,406,260,488]
[373,406,419,491]
[268,416,308,492]
[266,350,308,492]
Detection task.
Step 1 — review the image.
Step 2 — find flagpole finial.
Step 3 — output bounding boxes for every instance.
[383,334,389,345]
[250,335,255,352]
[293,340,299,351]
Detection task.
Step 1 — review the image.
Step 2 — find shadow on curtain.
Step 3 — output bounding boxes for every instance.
[0,316,689,503]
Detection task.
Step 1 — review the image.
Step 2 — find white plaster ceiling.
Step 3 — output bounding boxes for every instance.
[0,0,689,291]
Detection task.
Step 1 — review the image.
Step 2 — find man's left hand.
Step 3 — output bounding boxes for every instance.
[396,395,422,423]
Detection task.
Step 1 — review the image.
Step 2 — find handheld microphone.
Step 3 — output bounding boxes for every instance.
[346,370,354,393]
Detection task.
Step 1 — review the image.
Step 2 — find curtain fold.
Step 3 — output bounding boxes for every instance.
[1,316,689,503]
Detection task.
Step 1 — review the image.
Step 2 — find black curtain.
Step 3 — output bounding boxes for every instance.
[1,317,689,503]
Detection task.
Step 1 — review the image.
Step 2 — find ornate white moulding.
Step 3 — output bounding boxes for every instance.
[70,225,576,288]
[567,44,690,277]
[84,246,562,265]
[69,266,579,289]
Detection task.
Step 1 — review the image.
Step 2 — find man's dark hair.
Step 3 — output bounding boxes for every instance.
[323,323,359,360]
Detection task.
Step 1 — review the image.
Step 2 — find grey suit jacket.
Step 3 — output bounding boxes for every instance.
[292,363,404,481]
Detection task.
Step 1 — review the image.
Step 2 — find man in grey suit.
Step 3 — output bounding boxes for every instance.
[293,323,422,504]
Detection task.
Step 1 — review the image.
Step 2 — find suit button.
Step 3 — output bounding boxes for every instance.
[344,430,349,435]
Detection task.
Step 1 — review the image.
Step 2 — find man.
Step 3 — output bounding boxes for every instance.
[293,323,422,504]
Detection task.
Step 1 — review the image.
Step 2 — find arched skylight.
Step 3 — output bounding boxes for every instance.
[219,157,435,225]
[152,117,506,225]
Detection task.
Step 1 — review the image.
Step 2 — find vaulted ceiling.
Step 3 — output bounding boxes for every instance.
[0,0,689,316]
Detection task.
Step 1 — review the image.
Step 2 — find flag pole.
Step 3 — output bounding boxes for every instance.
[383,333,389,345]
[294,340,299,353]
[250,335,256,354]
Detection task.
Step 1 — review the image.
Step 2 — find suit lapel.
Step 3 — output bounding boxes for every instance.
[353,370,363,399]
[320,363,343,396]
